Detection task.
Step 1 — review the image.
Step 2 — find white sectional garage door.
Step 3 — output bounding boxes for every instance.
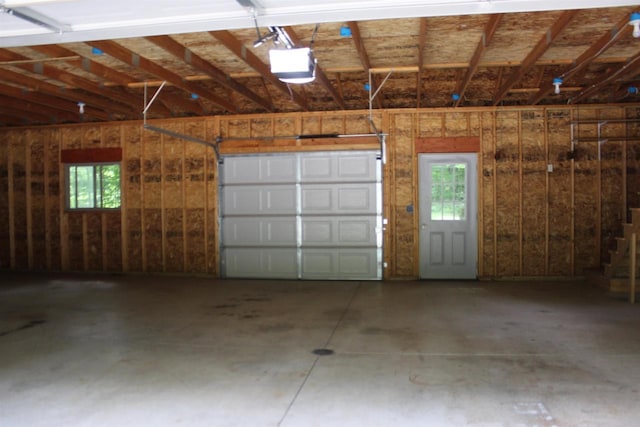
[220,151,382,280]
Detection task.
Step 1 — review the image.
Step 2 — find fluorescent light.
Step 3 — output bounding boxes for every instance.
[269,47,317,84]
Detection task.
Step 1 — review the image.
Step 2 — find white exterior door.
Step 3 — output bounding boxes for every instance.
[220,151,382,280]
[419,153,477,279]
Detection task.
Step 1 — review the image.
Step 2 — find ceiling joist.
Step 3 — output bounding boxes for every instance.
[493,10,578,105]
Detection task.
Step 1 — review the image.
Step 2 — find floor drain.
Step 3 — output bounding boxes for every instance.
[312,348,334,356]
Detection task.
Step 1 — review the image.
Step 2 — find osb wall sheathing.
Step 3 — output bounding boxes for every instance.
[1,106,639,279]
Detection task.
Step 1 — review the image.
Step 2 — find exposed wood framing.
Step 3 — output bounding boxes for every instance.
[493,10,578,105]
[417,18,428,108]
[454,14,503,107]
[210,30,310,111]
[347,21,383,109]
[283,27,346,110]
[88,40,238,113]
[146,35,275,112]
[530,12,632,105]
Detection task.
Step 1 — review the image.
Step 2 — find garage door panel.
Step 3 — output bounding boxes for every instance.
[301,183,376,215]
[223,185,296,215]
[223,217,296,246]
[223,155,296,184]
[223,248,298,278]
[301,153,377,183]
[302,216,376,246]
[301,248,378,279]
[221,151,381,280]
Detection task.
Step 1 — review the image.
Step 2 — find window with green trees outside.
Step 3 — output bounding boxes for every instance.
[67,164,121,210]
[431,163,466,221]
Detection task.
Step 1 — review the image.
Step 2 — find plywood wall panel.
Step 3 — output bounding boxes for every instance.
[186,208,206,273]
[0,131,10,269]
[320,115,345,134]
[142,130,162,208]
[521,111,547,276]
[47,130,61,271]
[301,115,322,135]
[600,140,624,263]
[105,212,122,272]
[61,127,82,150]
[164,208,184,273]
[86,213,103,271]
[480,112,496,277]
[162,125,184,210]
[67,213,84,271]
[418,113,443,137]
[83,126,101,148]
[144,208,163,272]
[250,117,273,137]
[627,108,640,218]
[10,133,28,270]
[274,116,297,136]
[444,112,468,137]
[546,109,573,276]
[103,125,121,147]
[126,208,143,272]
[29,132,47,270]
[494,111,520,276]
[390,112,415,277]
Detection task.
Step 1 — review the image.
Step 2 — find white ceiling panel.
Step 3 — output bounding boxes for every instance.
[0,0,638,47]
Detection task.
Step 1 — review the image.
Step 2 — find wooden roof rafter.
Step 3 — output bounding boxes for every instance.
[347,21,383,109]
[282,26,346,110]
[417,17,428,108]
[145,35,275,112]
[29,44,205,116]
[0,93,80,123]
[454,13,503,107]
[571,50,640,103]
[529,12,633,105]
[0,81,110,121]
[87,39,238,113]
[0,48,148,117]
[210,30,310,111]
[492,10,578,105]
[0,66,126,119]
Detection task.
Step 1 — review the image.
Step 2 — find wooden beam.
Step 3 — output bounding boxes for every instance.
[417,17,428,108]
[30,44,136,86]
[0,82,110,121]
[415,137,480,153]
[29,44,202,116]
[529,13,633,105]
[283,26,346,110]
[454,13,503,107]
[0,96,78,123]
[0,48,153,116]
[210,30,310,111]
[88,39,238,113]
[492,10,578,105]
[348,21,383,109]
[571,51,640,103]
[0,67,126,118]
[146,35,275,112]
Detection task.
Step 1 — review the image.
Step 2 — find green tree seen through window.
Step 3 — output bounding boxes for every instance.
[68,164,121,209]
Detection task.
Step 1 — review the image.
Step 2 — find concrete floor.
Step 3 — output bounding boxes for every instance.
[1,274,639,427]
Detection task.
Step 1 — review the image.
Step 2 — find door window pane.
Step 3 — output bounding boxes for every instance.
[431,163,466,221]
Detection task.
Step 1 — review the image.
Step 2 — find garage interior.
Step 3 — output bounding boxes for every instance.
[2,0,640,425]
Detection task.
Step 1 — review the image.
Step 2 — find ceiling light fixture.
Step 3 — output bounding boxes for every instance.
[553,77,563,94]
[77,102,85,114]
[630,12,640,38]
